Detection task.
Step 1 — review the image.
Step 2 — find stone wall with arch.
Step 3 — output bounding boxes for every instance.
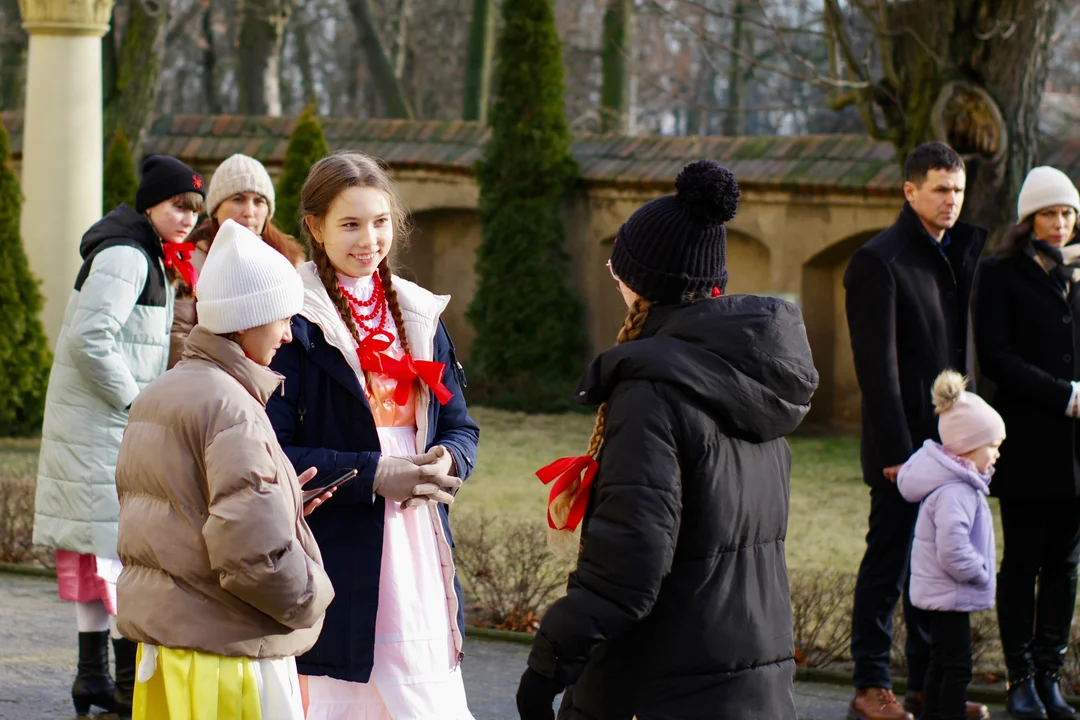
[802,229,883,429]
[396,205,482,358]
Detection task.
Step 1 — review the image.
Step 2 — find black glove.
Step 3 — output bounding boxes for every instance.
[516,666,564,720]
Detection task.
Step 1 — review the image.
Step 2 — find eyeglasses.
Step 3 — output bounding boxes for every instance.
[606,260,620,284]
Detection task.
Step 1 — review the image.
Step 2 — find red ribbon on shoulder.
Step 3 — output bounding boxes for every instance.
[163,242,199,290]
[536,455,599,531]
[356,331,454,406]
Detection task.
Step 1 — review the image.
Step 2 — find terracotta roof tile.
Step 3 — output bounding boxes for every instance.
[23,111,1080,196]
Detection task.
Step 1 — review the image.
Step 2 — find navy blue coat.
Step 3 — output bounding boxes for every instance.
[266,313,479,683]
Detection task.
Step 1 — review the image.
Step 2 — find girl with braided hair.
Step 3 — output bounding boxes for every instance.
[265,151,478,719]
[517,160,818,720]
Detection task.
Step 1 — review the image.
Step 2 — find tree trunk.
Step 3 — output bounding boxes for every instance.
[392,0,411,80]
[202,2,221,114]
[599,0,633,133]
[721,0,748,137]
[238,0,291,116]
[348,0,414,119]
[0,0,27,111]
[104,0,169,155]
[879,0,1059,243]
[462,0,495,122]
[293,3,317,109]
[102,3,121,113]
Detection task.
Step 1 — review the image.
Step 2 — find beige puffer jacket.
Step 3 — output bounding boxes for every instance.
[116,326,334,658]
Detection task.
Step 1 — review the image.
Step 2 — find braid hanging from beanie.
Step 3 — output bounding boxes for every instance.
[539,297,653,555]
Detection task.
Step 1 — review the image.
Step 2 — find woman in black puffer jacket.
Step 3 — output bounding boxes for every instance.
[516,160,819,720]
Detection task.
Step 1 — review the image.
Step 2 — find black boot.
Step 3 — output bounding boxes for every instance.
[111,636,137,720]
[1009,673,1050,719]
[1036,671,1076,719]
[72,631,116,717]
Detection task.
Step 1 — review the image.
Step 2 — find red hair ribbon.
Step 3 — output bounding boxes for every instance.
[163,242,199,289]
[536,455,599,531]
[356,331,454,406]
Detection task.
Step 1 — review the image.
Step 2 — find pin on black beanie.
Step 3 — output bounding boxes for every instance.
[609,159,740,303]
[135,155,206,213]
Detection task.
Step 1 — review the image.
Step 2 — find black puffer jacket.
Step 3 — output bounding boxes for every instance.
[528,294,819,720]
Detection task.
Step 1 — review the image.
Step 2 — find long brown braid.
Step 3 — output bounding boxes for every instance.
[548,296,653,551]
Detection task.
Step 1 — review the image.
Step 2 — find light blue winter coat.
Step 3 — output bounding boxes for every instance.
[897,439,996,613]
[33,205,175,558]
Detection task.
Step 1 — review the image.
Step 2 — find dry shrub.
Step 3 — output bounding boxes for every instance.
[970,610,1002,677]
[1062,623,1080,693]
[452,513,573,632]
[0,475,51,567]
[790,569,855,668]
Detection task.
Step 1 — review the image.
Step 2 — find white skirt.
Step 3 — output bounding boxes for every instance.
[304,427,473,720]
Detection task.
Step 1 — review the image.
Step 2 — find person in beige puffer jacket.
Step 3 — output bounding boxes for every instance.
[115,219,334,720]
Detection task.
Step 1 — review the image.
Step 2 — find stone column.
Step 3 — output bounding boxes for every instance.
[16,0,114,346]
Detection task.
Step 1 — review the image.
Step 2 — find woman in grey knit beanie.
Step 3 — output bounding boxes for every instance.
[169,153,306,367]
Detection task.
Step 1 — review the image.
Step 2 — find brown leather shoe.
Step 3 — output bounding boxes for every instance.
[848,688,915,720]
[902,690,991,720]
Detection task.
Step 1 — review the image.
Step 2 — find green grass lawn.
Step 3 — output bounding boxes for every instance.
[0,409,1006,575]
[454,408,873,574]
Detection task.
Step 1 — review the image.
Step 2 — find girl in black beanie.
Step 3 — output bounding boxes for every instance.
[517,160,819,720]
[32,155,204,719]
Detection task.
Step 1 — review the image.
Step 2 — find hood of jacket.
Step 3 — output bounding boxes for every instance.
[578,294,819,443]
[898,439,992,503]
[80,203,163,261]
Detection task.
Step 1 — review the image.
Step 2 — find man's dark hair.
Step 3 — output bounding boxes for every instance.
[904,142,965,185]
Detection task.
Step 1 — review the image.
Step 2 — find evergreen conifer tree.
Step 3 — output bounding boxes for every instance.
[276,105,329,242]
[103,130,138,213]
[466,0,587,410]
[0,122,52,435]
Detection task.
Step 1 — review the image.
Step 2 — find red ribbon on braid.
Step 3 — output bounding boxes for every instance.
[536,455,599,531]
[356,331,454,406]
[163,242,199,289]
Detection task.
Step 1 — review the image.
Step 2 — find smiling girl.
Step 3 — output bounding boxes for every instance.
[33,155,205,719]
[266,152,479,719]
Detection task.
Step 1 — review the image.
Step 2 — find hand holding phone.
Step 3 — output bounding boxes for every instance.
[302,468,358,504]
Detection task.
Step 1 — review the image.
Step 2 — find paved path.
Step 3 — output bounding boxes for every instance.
[0,573,1012,719]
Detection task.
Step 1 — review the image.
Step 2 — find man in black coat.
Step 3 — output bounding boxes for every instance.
[844,142,988,720]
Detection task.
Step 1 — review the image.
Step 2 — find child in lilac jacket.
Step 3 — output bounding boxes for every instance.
[898,370,1005,720]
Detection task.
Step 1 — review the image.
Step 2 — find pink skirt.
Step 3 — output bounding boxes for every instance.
[56,550,117,615]
[305,427,472,720]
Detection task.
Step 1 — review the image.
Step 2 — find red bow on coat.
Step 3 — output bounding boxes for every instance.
[163,242,199,289]
[356,331,454,406]
[536,455,599,531]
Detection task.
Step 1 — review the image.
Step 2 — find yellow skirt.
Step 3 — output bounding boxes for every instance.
[132,644,300,720]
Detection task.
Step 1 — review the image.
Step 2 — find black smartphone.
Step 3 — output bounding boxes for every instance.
[302,468,358,503]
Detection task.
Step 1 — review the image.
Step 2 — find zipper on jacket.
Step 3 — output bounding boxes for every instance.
[297,396,307,428]
[444,327,468,388]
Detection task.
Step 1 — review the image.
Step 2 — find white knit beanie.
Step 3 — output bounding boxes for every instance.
[1017,166,1080,221]
[196,219,303,334]
[205,153,277,221]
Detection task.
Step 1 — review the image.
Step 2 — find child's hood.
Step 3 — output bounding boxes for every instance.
[897,439,991,503]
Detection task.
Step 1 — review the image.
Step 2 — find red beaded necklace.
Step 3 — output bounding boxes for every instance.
[339,273,391,338]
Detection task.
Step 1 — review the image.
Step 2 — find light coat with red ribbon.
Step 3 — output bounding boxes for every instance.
[34,203,176,559]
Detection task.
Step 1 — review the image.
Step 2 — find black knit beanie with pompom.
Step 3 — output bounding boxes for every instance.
[609,159,740,302]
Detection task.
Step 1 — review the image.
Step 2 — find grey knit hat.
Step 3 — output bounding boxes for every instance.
[205,154,276,221]
[609,159,740,302]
